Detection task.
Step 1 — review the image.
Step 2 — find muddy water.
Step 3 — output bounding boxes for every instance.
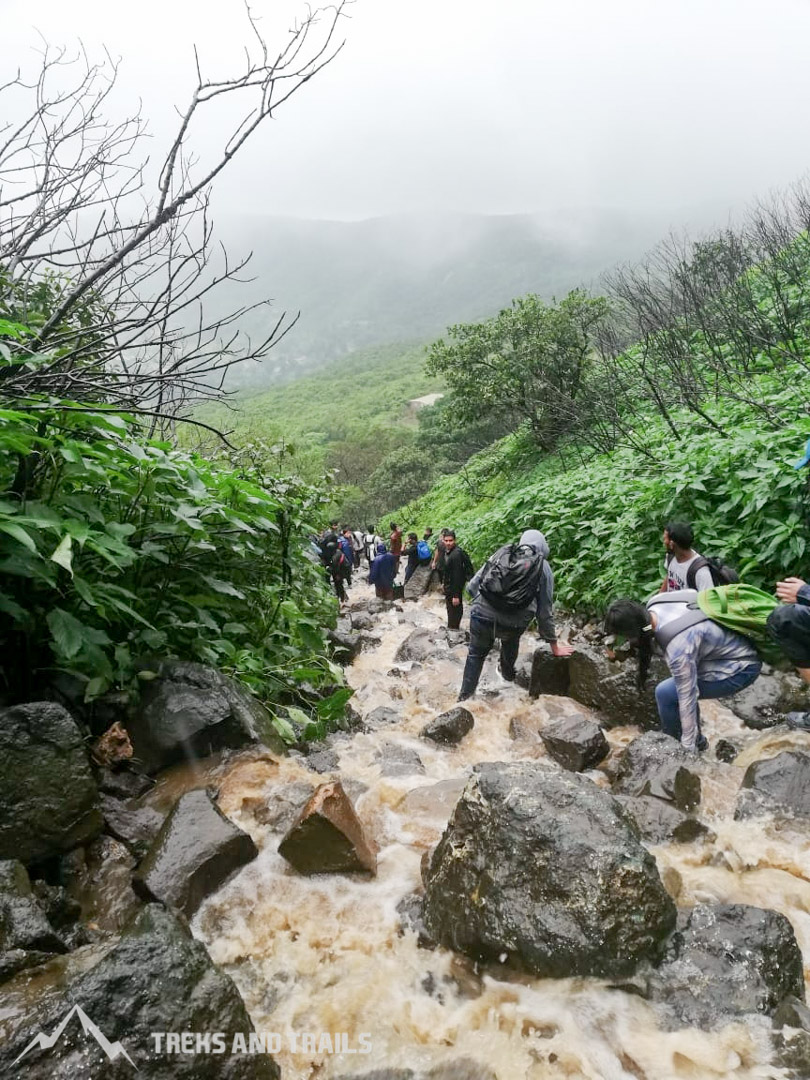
[194,586,808,1080]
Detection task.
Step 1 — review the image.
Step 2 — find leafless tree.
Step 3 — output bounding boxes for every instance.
[0,2,350,436]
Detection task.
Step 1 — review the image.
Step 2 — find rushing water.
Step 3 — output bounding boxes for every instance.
[193,585,809,1080]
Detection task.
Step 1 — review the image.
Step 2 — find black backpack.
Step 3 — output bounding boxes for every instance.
[478,543,545,612]
[668,553,739,589]
[331,549,351,579]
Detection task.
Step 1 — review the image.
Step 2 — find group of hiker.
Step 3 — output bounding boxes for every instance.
[314,438,809,753]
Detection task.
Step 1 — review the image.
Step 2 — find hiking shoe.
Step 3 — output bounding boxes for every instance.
[696,734,709,752]
[786,711,810,731]
[497,661,516,683]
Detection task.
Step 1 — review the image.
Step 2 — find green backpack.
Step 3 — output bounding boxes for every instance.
[651,584,783,665]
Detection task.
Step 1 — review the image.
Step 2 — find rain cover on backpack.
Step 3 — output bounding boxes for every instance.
[478,543,544,612]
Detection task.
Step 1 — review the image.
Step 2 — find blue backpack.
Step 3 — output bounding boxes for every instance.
[417,539,431,561]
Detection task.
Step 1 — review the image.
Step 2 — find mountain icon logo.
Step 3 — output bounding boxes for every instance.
[12,1004,137,1069]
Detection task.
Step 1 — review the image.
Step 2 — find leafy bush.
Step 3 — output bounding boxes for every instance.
[389,383,810,613]
[0,369,344,731]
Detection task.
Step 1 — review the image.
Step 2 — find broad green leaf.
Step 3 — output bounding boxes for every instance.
[47,608,86,660]
[50,534,73,576]
[0,522,37,553]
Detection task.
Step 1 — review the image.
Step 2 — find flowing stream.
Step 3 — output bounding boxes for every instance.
[191,585,810,1080]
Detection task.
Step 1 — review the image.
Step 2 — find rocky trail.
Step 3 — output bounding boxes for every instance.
[1,583,810,1079]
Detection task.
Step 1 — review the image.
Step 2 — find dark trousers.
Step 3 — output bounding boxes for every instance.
[332,574,347,603]
[459,613,523,699]
[446,595,463,629]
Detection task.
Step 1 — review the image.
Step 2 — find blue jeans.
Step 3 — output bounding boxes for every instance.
[655,662,761,743]
[459,613,524,700]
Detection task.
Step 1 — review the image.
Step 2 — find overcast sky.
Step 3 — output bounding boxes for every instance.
[5,0,810,228]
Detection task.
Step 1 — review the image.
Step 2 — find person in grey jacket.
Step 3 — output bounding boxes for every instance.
[457,529,573,701]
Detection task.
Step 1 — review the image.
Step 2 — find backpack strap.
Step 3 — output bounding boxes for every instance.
[686,556,709,591]
[647,589,708,650]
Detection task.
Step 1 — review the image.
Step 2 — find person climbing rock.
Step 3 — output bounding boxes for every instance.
[458,529,573,701]
[442,530,474,630]
[401,532,421,584]
[605,591,762,752]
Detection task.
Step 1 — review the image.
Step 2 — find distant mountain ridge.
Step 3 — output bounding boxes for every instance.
[210,208,674,390]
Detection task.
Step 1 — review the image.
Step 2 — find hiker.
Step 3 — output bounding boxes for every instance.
[401,532,421,584]
[432,527,450,585]
[767,576,810,727]
[351,528,364,568]
[442,530,474,629]
[458,529,574,701]
[389,522,403,571]
[659,521,715,593]
[423,527,434,550]
[339,529,355,585]
[330,544,353,604]
[363,525,379,565]
[605,590,762,752]
[369,541,397,601]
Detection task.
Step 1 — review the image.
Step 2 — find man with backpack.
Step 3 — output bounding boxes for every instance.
[659,521,720,593]
[457,529,573,700]
[605,588,762,752]
[442,530,474,630]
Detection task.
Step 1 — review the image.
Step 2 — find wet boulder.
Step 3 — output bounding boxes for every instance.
[539,715,609,772]
[421,707,474,746]
[422,762,676,978]
[773,997,810,1080]
[735,750,810,820]
[0,702,102,864]
[279,780,376,875]
[615,796,709,845]
[127,661,285,774]
[0,860,66,956]
[100,794,165,860]
[404,564,433,600]
[613,732,701,812]
[0,903,280,1078]
[133,788,258,918]
[364,705,402,729]
[520,645,571,698]
[303,747,340,774]
[395,628,437,664]
[97,767,153,801]
[327,626,363,662]
[645,904,805,1029]
[729,669,808,730]
[567,645,667,729]
[375,742,425,777]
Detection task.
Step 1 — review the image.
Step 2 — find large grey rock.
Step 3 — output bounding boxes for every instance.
[0,860,65,956]
[100,794,165,860]
[0,702,102,864]
[0,904,279,1078]
[127,661,285,774]
[395,629,437,664]
[133,789,258,918]
[364,705,402,729]
[735,750,810,820]
[646,904,805,1029]
[613,731,701,812]
[521,645,571,698]
[615,796,708,845]
[729,670,808,730]
[327,626,363,661]
[539,715,609,772]
[422,762,676,978]
[421,707,474,746]
[568,646,668,729]
[773,997,810,1080]
[404,564,433,600]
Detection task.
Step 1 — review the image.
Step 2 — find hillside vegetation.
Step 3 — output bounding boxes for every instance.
[387,191,810,609]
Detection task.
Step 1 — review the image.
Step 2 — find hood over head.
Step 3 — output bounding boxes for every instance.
[519,529,549,557]
[376,541,387,555]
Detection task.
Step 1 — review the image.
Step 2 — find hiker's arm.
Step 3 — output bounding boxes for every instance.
[467,565,484,599]
[666,632,700,752]
[535,563,557,642]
